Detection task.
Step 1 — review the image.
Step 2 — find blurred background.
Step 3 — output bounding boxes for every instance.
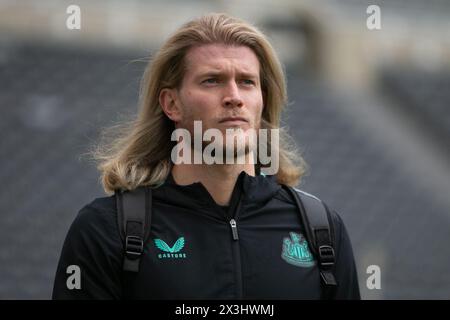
[0,0,449,299]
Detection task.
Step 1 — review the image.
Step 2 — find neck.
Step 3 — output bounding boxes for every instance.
[171,162,255,206]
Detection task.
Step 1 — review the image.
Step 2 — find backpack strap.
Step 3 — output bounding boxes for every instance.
[115,187,152,273]
[282,185,338,298]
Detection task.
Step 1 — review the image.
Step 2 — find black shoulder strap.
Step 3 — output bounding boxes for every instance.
[115,186,152,273]
[282,185,338,298]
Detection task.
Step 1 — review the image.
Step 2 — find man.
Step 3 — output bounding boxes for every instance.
[53,13,360,299]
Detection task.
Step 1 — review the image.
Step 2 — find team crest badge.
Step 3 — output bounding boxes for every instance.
[281,232,315,267]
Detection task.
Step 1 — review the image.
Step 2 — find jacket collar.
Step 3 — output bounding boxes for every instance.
[152,169,281,219]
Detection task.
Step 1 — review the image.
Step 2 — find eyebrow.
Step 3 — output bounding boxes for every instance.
[195,70,259,80]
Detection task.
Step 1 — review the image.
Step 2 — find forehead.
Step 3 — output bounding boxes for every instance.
[183,44,260,76]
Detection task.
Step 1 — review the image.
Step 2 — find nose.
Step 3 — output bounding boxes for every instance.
[222,81,243,108]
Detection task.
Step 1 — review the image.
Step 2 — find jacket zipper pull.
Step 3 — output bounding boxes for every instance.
[229,219,239,240]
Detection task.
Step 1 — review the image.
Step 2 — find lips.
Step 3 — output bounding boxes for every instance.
[219,117,248,123]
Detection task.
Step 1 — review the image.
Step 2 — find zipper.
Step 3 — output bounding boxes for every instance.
[230,217,243,299]
[220,175,246,299]
[229,219,239,240]
[228,191,244,299]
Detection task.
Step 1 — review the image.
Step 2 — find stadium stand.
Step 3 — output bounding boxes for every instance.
[0,42,449,299]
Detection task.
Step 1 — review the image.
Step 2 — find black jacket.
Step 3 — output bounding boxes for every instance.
[52,171,360,299]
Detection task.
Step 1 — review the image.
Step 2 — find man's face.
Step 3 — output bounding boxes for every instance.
[174,44,264,157]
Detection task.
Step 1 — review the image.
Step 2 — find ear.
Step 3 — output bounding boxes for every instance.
[159,88,182,123]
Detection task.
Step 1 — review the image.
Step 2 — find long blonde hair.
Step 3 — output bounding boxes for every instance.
[91,13,306,195]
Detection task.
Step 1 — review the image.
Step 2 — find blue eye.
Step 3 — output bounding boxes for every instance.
[241,79,255,85]
[203,78,218,84]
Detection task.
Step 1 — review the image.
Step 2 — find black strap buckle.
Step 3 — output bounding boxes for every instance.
[125,236,144,259]
[318,245,335,267]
